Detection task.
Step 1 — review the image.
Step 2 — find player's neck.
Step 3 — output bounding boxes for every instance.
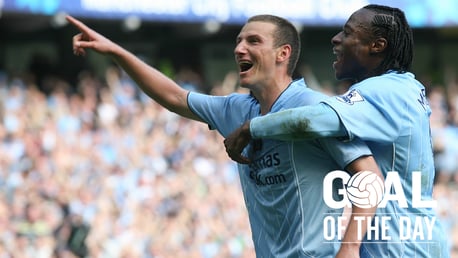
[255,77,293,115]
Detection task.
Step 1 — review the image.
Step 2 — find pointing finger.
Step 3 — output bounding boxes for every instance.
[66,15,94,36]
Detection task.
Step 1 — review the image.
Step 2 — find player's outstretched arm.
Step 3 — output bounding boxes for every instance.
[66,15,201,121]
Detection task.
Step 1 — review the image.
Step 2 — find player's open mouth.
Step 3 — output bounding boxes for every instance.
[239,61,253,73]
[332,48,341,67]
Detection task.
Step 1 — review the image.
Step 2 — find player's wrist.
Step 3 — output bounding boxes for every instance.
[340,241,361,249]
[243,120,253,140]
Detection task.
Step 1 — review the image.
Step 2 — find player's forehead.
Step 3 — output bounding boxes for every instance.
[236,21,276,41]
[345,8,374,32]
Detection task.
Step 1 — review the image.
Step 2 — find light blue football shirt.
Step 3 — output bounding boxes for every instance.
[188,78,372,258]
[250,72,450,257]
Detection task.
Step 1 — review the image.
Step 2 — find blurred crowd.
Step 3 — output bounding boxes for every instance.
[426,68,458,257]
[0,63,457,258]
[0,66,253,258]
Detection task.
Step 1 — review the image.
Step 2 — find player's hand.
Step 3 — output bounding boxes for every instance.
[66,15,117,57]
[224,121,252,164]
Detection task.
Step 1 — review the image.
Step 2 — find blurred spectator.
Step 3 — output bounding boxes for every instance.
[175,67,205,93]
[429,86,458,184]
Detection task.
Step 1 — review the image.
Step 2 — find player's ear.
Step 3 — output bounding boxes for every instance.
[370,37,387,54]
[277,44,291,62]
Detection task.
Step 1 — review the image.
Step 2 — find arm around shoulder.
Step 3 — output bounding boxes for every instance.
[250,102,347,140]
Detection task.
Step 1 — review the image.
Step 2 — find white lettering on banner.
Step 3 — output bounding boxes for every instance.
[317,0,368,20]
[399,216,436,240]
[412,172,436,208]
[191,0,230,22]
[322,171,350,209]
[81,0,190,14]
[323,216,347,240]
[322,170,438,242]
[378,171,408,208]
[323,171,437,209]
[324,215,436,241]
[350,216,392,240]
[80,0,369,22]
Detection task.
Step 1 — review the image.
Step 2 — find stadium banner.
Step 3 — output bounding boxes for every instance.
[2,0,458,27]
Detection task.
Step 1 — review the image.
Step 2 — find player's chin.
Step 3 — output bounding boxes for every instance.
[333,66,346,81]
[333,63,340,78]
[334,70,343,80]
[238,77,251,88]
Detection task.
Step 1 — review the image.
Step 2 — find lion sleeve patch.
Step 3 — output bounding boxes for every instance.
[336,89,364,105]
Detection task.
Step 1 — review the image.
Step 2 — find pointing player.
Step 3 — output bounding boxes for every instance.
[67,14,382,257]
[224,4,450,258]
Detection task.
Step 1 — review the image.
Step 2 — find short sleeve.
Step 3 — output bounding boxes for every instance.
[188,91,256,137]
[323,81,402,142]
[319,137,373,169]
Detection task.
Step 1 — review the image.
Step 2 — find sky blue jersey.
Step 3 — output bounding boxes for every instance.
[323,72,448,258]
[250,72,450,257]
[188,78,372,258]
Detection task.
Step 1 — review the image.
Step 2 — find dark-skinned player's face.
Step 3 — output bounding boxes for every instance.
[331,8,376,82]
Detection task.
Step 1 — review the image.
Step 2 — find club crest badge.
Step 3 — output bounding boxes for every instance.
[336,89,364,105]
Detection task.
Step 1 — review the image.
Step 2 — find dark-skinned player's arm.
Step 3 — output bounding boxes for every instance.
[224,103,346,163]
[67,15,202,122]
[335,155,384,258]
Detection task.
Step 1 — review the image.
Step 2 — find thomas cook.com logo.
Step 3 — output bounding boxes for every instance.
[322,170,437,242]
